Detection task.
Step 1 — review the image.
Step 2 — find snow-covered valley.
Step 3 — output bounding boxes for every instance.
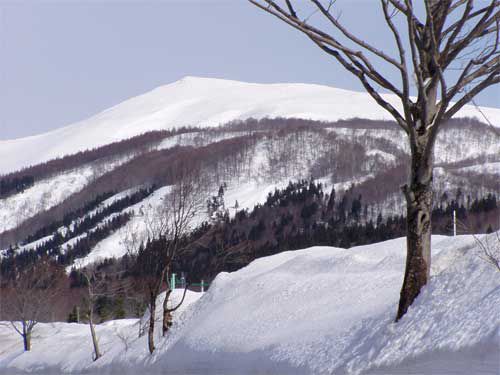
[1,234,498,374]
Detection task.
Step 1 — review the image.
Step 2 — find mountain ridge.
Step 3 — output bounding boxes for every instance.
[2,76,499,175]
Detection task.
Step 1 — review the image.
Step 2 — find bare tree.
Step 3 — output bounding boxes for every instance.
[133,238,166,354]
[473,231,500,271]
[121,220,149,338]
[162,184,203,336]
[1,259,65,351]
[79,264,129,361]
[134,169,205,354]
[249,0,499,320]
[82,268,103,360]
[121,218,147,257]
[159,174,205,338]
[114,326,133,352]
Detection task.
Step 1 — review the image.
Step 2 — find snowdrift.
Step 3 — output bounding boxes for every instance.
[1,76,499,174]
[0,234,498,374]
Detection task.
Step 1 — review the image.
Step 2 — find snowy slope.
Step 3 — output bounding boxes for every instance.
[69,136,332,268]
[1,76,499,175]
[69,186,172,269]
[1,234,498,374]
[0,156,129,234]
[70,179,294,269]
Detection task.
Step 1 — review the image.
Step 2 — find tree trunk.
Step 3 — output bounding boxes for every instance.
[148,295,156,354]
[397,141,434,321]
[22,325,31,351]
[89,311,102,361]
[162,289,173,336]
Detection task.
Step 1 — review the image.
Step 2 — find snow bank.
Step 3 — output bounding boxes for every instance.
[171,235,499,374]
[0,234,498,374]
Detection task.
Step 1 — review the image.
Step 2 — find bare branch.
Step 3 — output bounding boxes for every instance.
[448,0,469,15]
[444,71,500,120]
[404,0,427,125]
[167,284,189,313]
[442,2,499,69]
[248,0,409,131]
[314,41,409,132]
[284,0,297,18]
[310,0,403,69]
[447,55,500,102]
[381,0,411,118]
[473,232,500,272]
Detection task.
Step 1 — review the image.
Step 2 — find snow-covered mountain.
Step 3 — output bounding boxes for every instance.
[1,77,499,375]
[1,76,499,175]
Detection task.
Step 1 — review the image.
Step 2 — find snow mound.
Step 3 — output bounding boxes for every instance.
[0,289,201,374]
[0,234,498,374]
[1,76,499,174]
[168,234,499,374]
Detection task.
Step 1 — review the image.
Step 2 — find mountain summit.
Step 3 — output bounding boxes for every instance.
[1,76,499,175]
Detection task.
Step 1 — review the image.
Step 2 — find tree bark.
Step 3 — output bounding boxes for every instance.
[148,295,156,354]
[89,310,102,361]
[162,289,173,336]
[22,325,31,351]
[397,141,434,321]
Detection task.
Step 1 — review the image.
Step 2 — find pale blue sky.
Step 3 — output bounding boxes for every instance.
[1,0,498,139]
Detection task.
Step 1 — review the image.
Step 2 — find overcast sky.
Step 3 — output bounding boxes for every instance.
[1,0,498,140]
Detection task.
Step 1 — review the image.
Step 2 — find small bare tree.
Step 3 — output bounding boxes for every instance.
[80,266,104,361]
[134,169,205,354]
[114,327,133,352]
[134,237,167,354]
[452,214,500,271]
[160,171,205,338]
[121,220,149,338]
[473,231,500,271]
[1,259,65,351]
[79,264,130,361]
[249,0,499,320]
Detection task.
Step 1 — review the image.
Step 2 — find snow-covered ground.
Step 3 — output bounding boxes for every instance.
[1,233,498,374]
[1,76,499,175]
